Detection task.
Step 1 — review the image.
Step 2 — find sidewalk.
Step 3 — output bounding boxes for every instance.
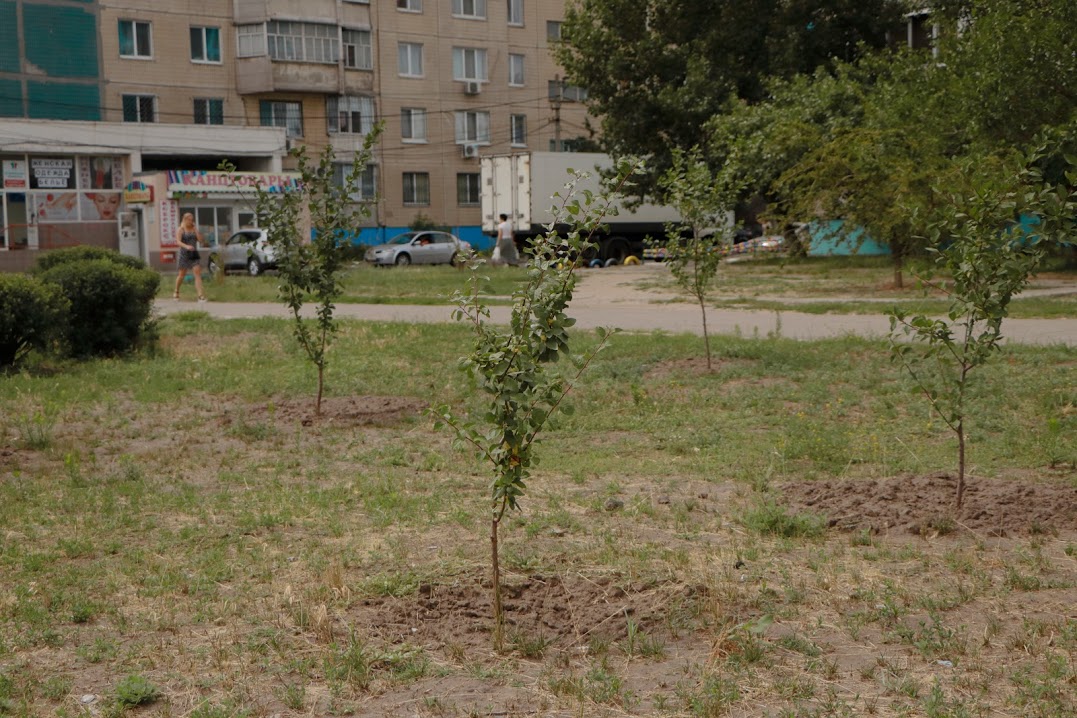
[155,298,1077,346]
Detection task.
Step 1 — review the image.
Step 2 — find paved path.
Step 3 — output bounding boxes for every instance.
[157,265,1077,346]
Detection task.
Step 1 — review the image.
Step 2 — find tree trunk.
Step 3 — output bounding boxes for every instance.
[699,298,712,371]
[490,516,504,652]
[955,420,966,511]
[316,363,324,416]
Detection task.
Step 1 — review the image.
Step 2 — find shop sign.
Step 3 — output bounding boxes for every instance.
[30,158,75,190]
[124,181,154,204]
[2,159,27,189]
[167,170,301,196]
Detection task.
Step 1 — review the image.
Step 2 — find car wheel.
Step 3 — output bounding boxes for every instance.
[248,258,263,276]
[449,252,462,267]
[395,253,411,266]
[207,253,221,277]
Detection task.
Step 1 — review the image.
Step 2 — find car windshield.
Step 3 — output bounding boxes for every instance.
[387,233,419,245]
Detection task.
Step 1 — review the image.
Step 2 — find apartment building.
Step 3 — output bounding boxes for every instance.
[0,0,591,269]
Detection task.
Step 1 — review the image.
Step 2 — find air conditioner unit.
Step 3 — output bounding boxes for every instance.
[464,81,481,95]
[462,144,479,159]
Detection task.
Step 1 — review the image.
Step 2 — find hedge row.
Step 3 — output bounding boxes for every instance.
[0,247,160,366]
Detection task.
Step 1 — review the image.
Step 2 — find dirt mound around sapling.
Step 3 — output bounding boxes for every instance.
[250,395,426,427]
[779,473,1077,536]
[352,572,683,655]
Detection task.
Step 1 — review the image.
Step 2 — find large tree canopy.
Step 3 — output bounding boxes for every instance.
[557,0,905,193]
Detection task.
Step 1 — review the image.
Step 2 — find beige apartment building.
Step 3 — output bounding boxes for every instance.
[97,0,590,245]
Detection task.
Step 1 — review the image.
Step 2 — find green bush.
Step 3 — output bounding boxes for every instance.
[0,274,70,367]
[37,259,159,358]
[32,245,147,274]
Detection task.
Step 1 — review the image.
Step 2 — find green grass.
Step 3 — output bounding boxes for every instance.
[0,315,1074,717]
[160,263,529,305]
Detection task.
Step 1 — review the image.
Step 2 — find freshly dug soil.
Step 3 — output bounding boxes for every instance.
[779,472,1077,536]
[350,572,682,655]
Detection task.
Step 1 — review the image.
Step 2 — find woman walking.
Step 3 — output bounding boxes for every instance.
[173,212,207,302]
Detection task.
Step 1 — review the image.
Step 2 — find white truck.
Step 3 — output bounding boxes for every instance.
[480,152,683,263]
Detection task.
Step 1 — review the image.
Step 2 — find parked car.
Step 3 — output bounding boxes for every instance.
[209,229,276,276]
[364,231,471,267]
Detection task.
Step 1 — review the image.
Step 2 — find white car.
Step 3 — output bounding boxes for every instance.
[364,231,471,267]
[209,229,277,276]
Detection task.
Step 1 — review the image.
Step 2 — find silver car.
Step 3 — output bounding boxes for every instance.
[209,229,277,276]
[364,231,471,267]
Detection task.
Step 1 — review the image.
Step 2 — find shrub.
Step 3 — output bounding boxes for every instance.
[0,274,70,367]
[32,245,147,274]
[37,259,159,358]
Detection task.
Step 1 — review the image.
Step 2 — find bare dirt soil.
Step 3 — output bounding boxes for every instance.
[780,472,1077,536]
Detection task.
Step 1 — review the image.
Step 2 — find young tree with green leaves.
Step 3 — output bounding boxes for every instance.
[432,159,640,651]
[223,128,381,416]
[889,133,1076,511]
[656,148,742,370]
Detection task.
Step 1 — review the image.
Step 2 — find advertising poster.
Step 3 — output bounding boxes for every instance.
[2,159,27,189]
[159,199,180,246]
[34,192,80,221]
[81,192,122,221]
[79,157,124,190]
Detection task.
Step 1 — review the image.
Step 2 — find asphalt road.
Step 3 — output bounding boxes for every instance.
[157,266,1077,346]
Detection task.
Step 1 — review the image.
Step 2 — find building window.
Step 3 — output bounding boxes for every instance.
[343,29,373,70]
[546,20,561,41]
[194,98,224,125]
[397,0,422,11]
[507,0,524,25]
[508,54,524,86]
[510,114,526,146]
[398,42,423,77]
[452,47,488,82]
[401,108,427,142]
[457,173,481,206]
[333,163,376,200]
[328,95,375,135]
[190,26,221,63]
[122,94,156,122]
[403,172,430,206]
[267,21,337,64]
[237,24,266,57]
[454,111,490,144]
[452,0,486,19]
[549,80,588,102]
[118,20,152,58]
[259,100,303,137]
